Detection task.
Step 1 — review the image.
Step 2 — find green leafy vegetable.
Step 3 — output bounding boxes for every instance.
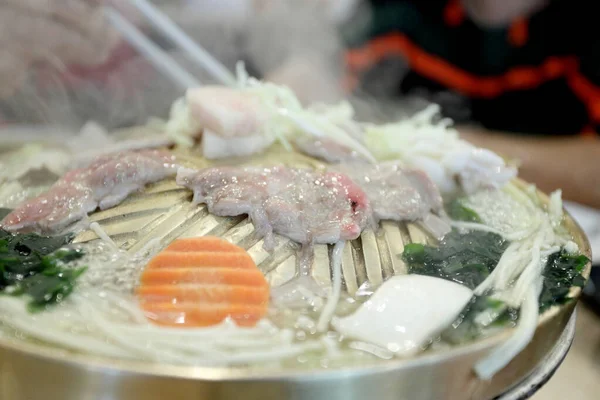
[402,230,509,289]
[446,198,482,223]
[539,250,589,312]
[0,228,85,311]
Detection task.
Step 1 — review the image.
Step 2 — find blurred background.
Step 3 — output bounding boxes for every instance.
[0,1,598,398]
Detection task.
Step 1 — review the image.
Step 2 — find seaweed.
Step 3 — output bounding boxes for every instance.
[402,230,509,290]
[0,226,86,311]
[446,198,482,223]
[402,202,589,340]
[539,250,589,312]
[441,296,518,344]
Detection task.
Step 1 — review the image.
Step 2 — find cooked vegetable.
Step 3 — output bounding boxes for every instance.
[363,105,516,194]
[0,227,86,311]
[402,231,509,290]
[137,236,270,328]
[442,296,518,345]
[539,250,588,311]
[402,225,588,353]
[447,198,482,223]
[236,62,376,162]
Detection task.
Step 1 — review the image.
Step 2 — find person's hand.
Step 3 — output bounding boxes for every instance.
[0,0,119,98]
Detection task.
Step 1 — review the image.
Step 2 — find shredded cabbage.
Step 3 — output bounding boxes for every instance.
[474,280,543,380]
[163,97,202,147]
[364,105,517,194]
[160,62,372,158]
[234,62,376,161]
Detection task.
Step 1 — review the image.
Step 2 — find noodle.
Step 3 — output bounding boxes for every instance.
[0,289,323,366]
[474,281,543,380]
[89,222,119,250]
[316,241,345,332]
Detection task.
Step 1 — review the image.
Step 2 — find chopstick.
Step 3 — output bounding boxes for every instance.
[125,0,237,87]
[104,7,201,90]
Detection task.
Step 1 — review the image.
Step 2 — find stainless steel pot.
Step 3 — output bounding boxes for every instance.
[0,147,591,400]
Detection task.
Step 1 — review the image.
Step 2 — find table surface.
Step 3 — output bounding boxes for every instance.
[533,304,600,400]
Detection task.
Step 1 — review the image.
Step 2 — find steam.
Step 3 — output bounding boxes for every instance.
[0,0,469,131]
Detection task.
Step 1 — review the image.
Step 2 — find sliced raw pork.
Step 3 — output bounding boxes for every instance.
[1,150,178,234]
[338,162,444,222]
[294,137,367,164]
[176,166,370,250]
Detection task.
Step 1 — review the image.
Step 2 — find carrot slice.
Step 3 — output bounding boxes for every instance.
[137,284,270,304]
[140,268,268,286]
[141,303,266,327]
[147,252,257,269]
[164,237,246,253]
[137,236,270,328]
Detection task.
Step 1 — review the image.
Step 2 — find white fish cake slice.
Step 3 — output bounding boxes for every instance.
[332,275,473,356]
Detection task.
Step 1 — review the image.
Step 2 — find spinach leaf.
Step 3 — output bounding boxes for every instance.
[402,230,509,289]
[402,224,589,312]
[0,229,86,311]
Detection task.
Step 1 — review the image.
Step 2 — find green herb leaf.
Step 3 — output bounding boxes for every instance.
[0,239,8,253]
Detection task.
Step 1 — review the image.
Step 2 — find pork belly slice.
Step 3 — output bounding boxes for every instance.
[176,166,370,250]
[1,150,178,234]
